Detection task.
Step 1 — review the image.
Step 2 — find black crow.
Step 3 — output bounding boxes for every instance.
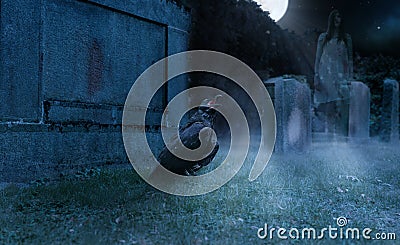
[156,95,221,176]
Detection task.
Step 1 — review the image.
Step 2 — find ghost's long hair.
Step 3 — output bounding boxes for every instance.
[324,10,348,47]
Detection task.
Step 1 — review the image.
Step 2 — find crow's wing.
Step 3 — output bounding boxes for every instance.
[187,141,219,174]
[178,113,203,134]
[198,142,219,167]
[157,122,205,174]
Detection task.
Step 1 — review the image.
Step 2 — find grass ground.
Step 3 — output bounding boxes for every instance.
[0,141,399,244]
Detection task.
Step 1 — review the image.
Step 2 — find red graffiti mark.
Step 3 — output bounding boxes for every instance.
[87,39,104,96]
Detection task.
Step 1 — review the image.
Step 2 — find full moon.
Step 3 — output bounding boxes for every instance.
[254,0,289,22]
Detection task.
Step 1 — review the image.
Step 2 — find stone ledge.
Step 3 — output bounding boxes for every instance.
[83,0,191,31]
[0,122,122,133]
[0,129,165,182]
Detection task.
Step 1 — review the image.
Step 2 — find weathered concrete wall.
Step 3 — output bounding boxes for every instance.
[0,0,42,120]
[0,124,125,182]
[0,0,191,182]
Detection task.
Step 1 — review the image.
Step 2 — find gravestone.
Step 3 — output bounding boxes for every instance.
[264,77,311,152]
[349,81,370,140]
[380,79,399,142]
[0,0,191,182]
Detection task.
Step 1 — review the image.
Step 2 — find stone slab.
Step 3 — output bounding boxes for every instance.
[0,0,191,182]
[349,81,370,139]
[42,0,166,106]
[380,79,399,142]
[265,77,311,152]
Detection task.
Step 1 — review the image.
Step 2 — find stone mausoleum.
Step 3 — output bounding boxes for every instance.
[0,0,191,182]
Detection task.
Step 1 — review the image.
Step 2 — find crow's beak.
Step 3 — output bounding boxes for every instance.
[207,95,222,108]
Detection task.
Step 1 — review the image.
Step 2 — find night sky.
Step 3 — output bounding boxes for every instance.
[278,0,400,57]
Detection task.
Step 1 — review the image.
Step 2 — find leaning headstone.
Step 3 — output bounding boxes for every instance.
[264,77,312,152]
[349,81,370,140]
[380,79,399,142]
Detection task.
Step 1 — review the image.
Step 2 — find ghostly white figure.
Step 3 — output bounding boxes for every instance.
[314,10,353,136]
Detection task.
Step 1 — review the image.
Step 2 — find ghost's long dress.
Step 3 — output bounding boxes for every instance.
[314,34,352,105]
